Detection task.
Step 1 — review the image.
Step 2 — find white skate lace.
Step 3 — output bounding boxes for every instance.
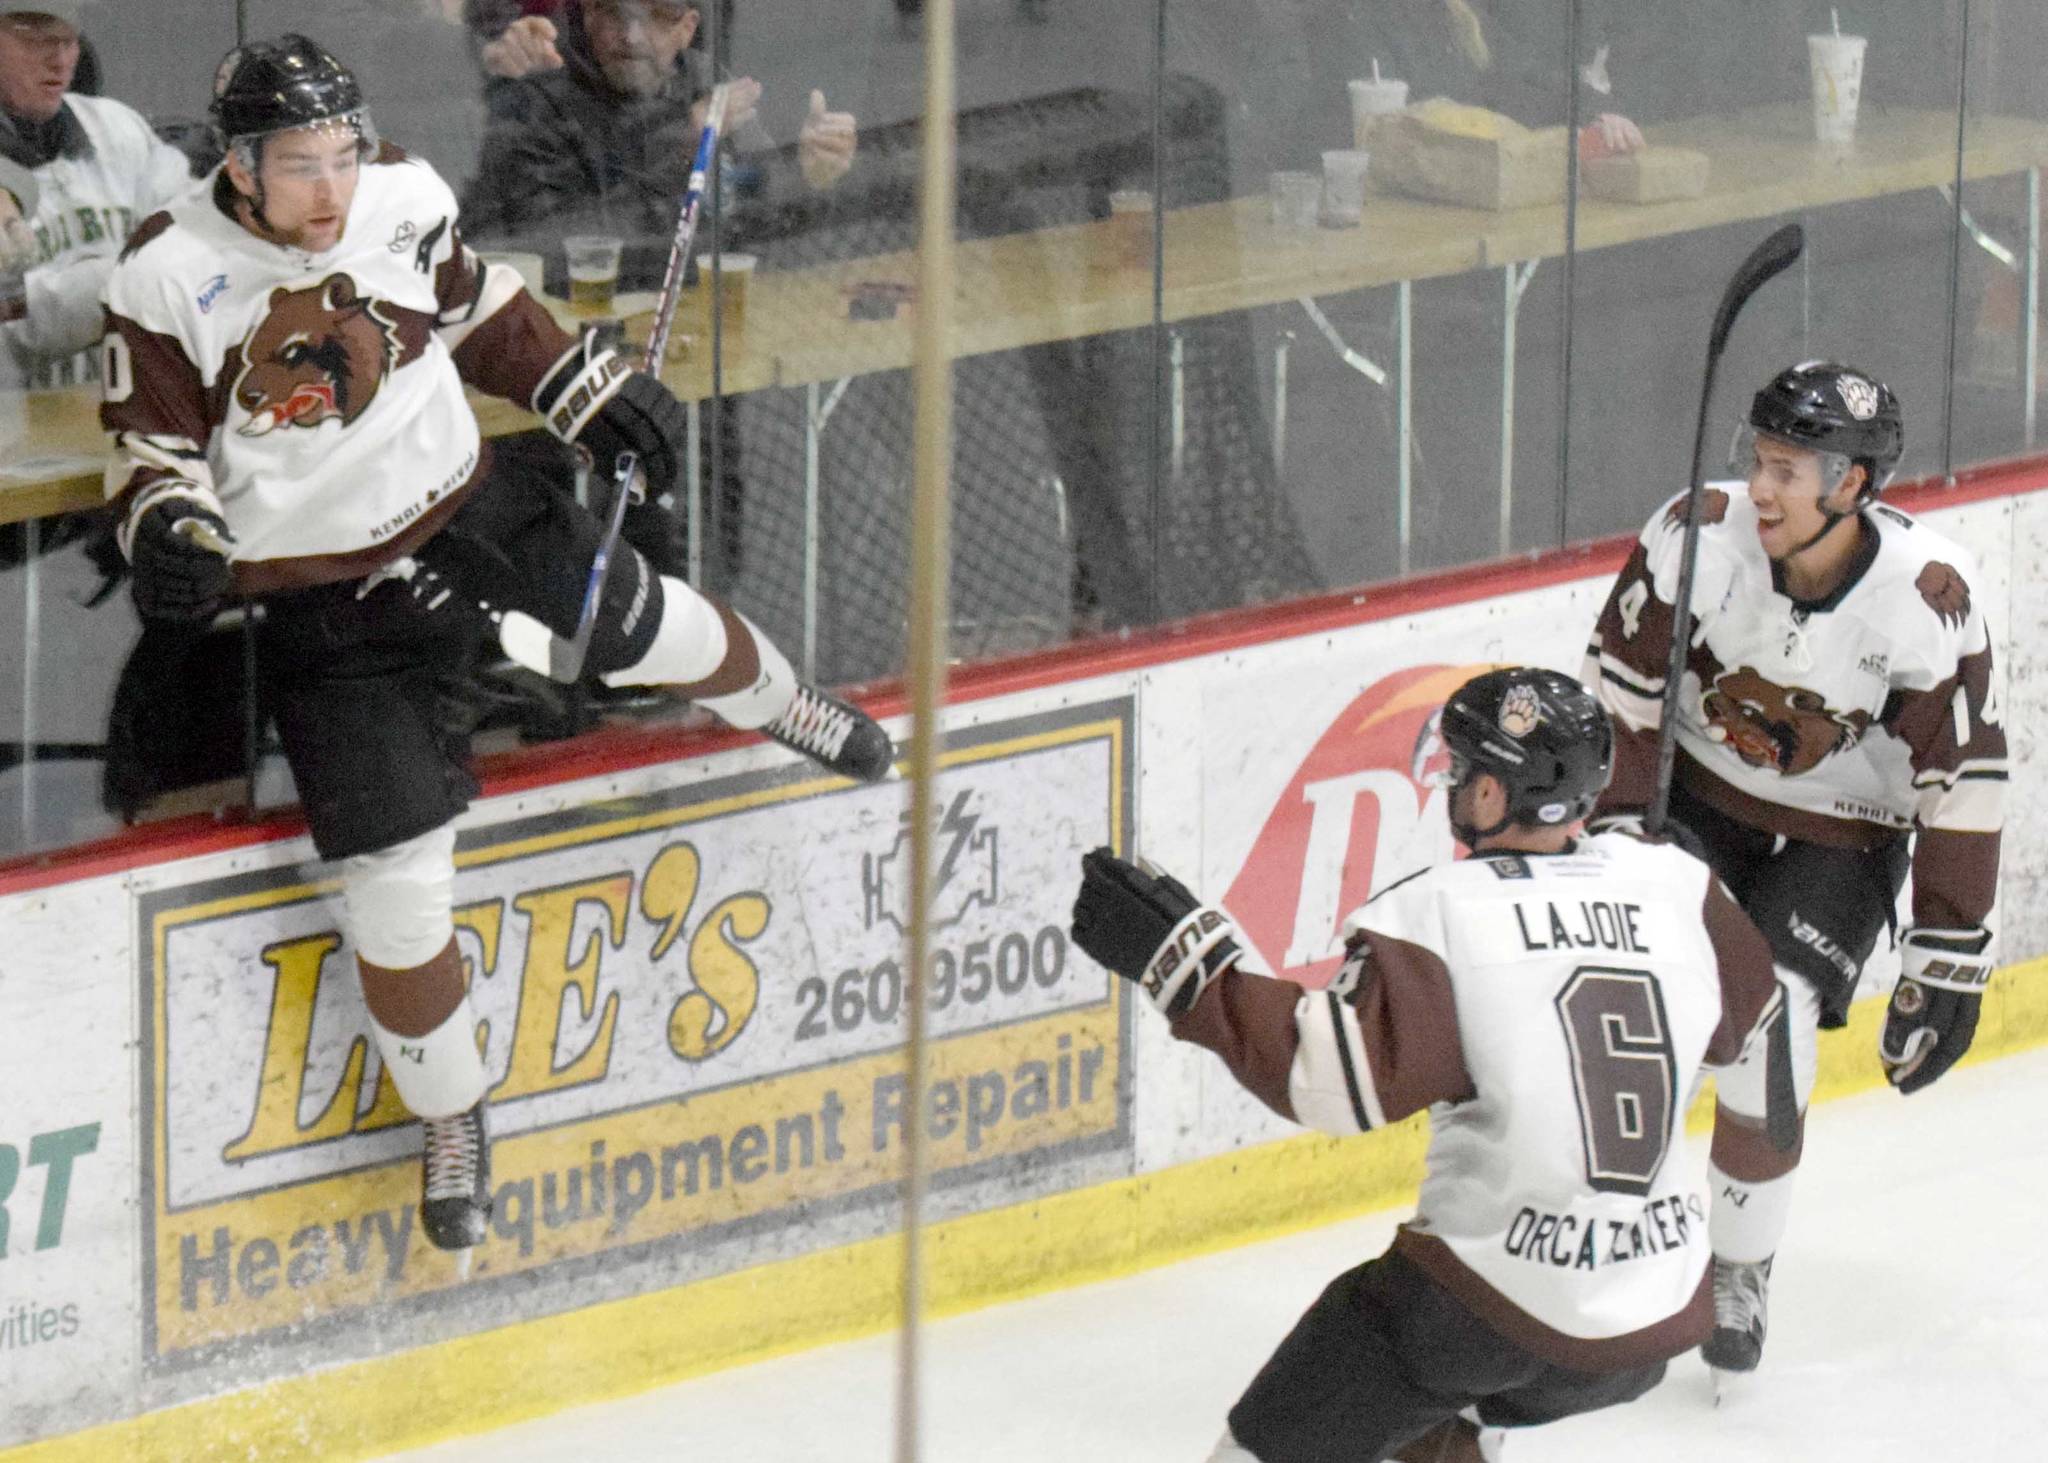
[768,686,854,761]
[1713,1257,1770,1336]
[422,1111,481,1202]
[357,556,418,599]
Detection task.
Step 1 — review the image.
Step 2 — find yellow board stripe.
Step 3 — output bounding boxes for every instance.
[13,956,2045,1463]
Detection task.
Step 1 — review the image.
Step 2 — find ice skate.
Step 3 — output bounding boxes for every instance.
[421,1102,493,1253]
[763,683,895,783]
[1703,1254,1771,1396]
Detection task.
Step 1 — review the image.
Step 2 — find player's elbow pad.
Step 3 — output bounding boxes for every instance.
[1286,990,1386,1137]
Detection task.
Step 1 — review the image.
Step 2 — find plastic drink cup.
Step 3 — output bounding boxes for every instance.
[1105,188,1154,270]
[1807,32,1867,146]
[698,252,758,330]
[1320,149,1372,227]
[564,234,623,314]
[1270,171,1321,230]
[1348,76,1409,151]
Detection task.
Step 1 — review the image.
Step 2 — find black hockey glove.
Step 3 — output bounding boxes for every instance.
[1880,926,1993,1095]
[129,501,235,625]
[1071,847,1242,1019]
[533,338,692,505]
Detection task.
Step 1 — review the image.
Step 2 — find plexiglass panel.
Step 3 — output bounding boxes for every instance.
[0,1,2045,861]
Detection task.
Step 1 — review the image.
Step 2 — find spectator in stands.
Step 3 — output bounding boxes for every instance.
[0,0,193,388]
[467,0,568,80]
[463,0,856,586]
[464,0,731,83]
[464,0,856,281]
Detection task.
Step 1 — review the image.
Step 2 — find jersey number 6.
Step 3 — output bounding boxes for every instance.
[1555,966,1679,1197]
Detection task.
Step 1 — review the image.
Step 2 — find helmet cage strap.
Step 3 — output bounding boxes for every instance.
[1785,496,1859,558]
[226,138,273,233]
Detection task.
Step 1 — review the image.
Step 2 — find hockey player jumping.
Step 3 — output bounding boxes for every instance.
[100,35,893,1251]
[1584,361,2007,1377]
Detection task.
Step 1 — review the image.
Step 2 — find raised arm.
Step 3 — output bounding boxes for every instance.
[1070,850,1473,1133]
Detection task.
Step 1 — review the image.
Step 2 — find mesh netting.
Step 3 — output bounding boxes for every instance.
[705,77,1319,685]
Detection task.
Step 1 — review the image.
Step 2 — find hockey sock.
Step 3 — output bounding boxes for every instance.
[1707,1108,1802,1264]
[340,826,486,1118]
[359,937,490,1119]
[1708,962,1817,1262]
[603,575,795,729]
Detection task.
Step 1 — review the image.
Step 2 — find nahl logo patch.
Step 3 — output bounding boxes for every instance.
[1497,685,1542,739]
[1837,373,1880,420]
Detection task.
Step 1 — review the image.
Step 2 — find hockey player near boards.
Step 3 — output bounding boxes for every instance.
[100,35,893,1251]
[1583,361,2007,1376]
[1072,669,1789,1463]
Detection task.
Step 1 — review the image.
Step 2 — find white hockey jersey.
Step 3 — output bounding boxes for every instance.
[1584,484,2006,931]
[100,145,576,592]
[1172,832,1780,1370]
[2,93,194,386]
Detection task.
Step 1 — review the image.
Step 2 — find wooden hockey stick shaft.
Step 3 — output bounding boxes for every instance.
[1648,223,1804,837]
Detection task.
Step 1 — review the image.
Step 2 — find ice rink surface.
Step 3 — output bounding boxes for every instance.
[393,1045,2048,1463]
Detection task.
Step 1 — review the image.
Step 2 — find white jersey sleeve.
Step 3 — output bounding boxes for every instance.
[100,147,580,590]
[1585,485,2006,930]
[3,94,195,380]
[1172,833,1781,1372]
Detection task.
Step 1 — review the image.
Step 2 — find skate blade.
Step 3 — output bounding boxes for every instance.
[452,1248,474,1282]
[1710,1366,1753,1407]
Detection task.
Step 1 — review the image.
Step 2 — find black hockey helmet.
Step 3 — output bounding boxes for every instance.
[1740,360,1904,499]
[210,35,372,153]
[1439,668,1613,836]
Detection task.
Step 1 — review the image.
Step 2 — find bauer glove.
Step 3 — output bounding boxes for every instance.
[129,501,235,625]
[533,335,692,505]
[1881,926,1992,1095]
[1071,847,1242,1019]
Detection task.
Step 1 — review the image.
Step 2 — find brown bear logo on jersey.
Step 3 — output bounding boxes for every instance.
[235,273,401,436]
[1915,561,1971,629]
[1664,487,1730,528]
[1700,665,1870,775]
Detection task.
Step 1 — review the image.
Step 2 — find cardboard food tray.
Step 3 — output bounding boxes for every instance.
[1370,113,1570,211]
[1582,146,1712,204]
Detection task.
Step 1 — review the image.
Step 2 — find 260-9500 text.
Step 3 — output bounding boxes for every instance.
[795,926,1071,1041]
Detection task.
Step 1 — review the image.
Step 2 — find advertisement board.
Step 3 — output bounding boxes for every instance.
[0,879,138,1447]
[133,697,1133,1371]
[5,472,2045,1455]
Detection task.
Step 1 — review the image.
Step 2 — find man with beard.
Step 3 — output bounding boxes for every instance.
[462,0,854,582]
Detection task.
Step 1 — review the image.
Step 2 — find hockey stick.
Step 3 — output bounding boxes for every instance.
[166,92,735,688]
[1646,223,1804,838]
[506,81,734,685]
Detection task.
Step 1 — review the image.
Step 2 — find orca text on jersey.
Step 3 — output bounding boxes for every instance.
[1511,899,1649,954]
[1503,1194,1705,1270]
